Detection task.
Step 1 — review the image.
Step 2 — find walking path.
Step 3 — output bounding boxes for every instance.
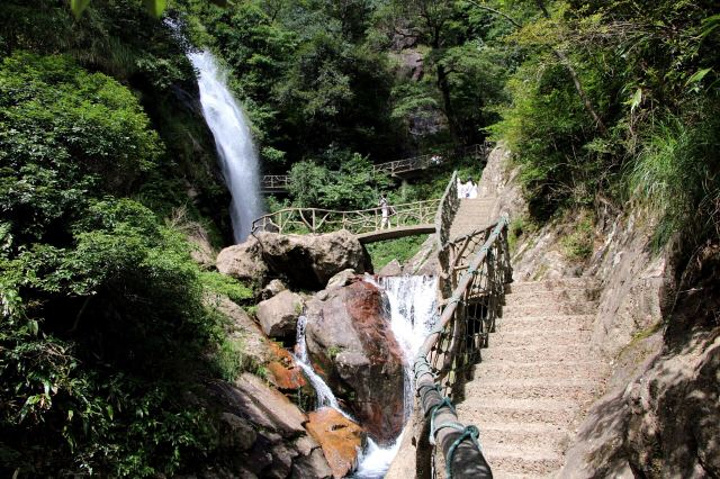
[454,277,609,477]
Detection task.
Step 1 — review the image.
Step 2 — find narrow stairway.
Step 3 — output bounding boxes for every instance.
[455,278,609,478]
[449,198,496,239]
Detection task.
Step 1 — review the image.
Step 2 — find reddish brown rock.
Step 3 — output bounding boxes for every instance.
[305,280,406,444]
[306,407,367,479]
[266,342,307,391]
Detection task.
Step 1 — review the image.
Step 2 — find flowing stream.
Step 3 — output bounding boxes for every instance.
[187,50,263,243]
[295,275,438,478]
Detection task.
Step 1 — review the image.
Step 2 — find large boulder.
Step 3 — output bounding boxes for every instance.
[208,374,333,479]
[216,236,269,284]
[205,294,269,367]
[256,290,304,340]
[305,280,406,445]
[257,231,369,290]
[306,407,367,479]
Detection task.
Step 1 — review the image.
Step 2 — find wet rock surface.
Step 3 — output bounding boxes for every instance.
[306,407,367,479]
[305,280,406,444]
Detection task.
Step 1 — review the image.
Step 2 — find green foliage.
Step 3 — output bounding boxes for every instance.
[0,52,163,242]
[491,0,720,250]
[626,111,720,247]
[0,52,232,477]
[288,153,392,210]
[213,336,246,381]
[327,345,342,360]
[561,211,594,261]
[200,271,253,304]
[366,234,429,270]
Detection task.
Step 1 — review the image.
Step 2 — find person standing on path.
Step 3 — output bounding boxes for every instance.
[379,193,390,229]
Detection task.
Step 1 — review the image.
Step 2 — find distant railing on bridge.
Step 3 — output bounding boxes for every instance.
[251,199,441,236]
[260,143,491,192]
[261,175,290,191]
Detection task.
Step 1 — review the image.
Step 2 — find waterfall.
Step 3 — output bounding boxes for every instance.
[294,315,352,417]
[187,50,263,243]
[354,275,439,478]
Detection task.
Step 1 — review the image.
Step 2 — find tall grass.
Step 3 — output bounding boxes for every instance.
[626,112,720,247]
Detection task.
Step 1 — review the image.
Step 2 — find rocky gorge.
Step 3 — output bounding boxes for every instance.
[194,228,422,478]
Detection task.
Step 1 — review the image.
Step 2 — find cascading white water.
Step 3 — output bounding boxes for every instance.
[294,315,357,420]
[293,315,342,411]
[187,50,263,243]
[354,275,439,478]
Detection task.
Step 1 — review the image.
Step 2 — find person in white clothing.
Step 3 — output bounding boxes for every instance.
[379,193,389,229]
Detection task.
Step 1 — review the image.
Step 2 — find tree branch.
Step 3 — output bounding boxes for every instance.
[463,0,522,28]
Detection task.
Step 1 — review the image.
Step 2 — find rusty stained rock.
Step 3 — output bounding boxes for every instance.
[305,280,406,445]
[306,407,367,479]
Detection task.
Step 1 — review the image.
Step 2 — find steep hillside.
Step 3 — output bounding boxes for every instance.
[482,145,719,477]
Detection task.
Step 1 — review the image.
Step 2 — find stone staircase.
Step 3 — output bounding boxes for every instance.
[449,198,496,239]
[455,278,609,478]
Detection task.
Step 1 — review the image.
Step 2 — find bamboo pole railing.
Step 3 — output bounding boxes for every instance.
[251,199,441,236]
[260,143,492,192]
[412,216,512,479]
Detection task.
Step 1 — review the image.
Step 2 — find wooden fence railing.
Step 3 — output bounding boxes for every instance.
[251,199,441,236]
[260,143,491,192]
[411,215,512,479]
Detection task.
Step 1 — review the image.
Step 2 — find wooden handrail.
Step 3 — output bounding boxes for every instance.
[260,142,492,191]
[251,199,441,236]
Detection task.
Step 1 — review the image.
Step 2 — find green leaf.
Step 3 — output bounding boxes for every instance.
[142,0,167,17]
[685,68,712,86]
[70,0,92,19]
[629,88,642,113]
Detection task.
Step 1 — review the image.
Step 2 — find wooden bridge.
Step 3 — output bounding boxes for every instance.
[251,199,440,243]
[260,143,489,193]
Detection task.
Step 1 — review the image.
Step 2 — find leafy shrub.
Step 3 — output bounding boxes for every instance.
[0,53,231,477]
[0,52,162,242]
[365,235,429,270]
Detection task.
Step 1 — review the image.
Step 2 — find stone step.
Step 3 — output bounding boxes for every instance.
[502,301,597,317]
[470,360,607,382]
[479,423,568,453]
[490,329,593,348]
[464,378,600,401]
[506,279,600,294]
[495,314,596,331]
[482,444,564,476]
[481,344,601,363]
[504,288,601,304]
[456,398,581,428]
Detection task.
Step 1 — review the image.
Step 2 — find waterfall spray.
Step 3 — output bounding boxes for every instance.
[354,275,439,478]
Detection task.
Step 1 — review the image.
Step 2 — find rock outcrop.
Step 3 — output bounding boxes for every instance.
[306,407,367,479]
[256,290,304,340]
[216,231,370,290]
[257,230,369,290]
[216,236,268,284]
[207,373,333,478]
[305,280,406,444]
